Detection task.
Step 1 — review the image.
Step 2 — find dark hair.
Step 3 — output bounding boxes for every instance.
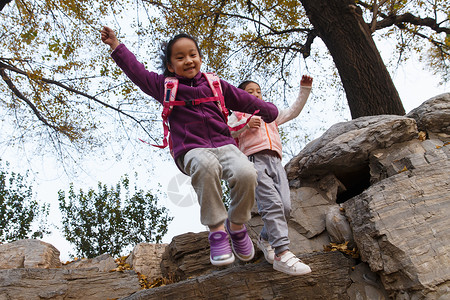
[238,80,259,90]
[160,33,202,77]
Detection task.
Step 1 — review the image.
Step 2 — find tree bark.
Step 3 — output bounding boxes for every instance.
[0,0,12,12]
[300,0,405,118]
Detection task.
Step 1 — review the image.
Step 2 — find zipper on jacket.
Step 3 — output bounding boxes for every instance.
[264,123,273,149]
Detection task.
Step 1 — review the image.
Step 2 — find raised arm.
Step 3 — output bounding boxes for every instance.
[101,26,120,50]
[275,75,313,125]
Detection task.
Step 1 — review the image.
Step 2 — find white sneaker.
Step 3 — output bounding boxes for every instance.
[256,236,275,264]
[273,251,311,275]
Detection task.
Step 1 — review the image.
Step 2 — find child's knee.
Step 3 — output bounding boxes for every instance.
[195,162,221,181]
[188,155,221,178]
[234,164,257,184]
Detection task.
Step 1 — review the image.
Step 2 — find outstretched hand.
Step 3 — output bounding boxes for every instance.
[300,75,313,87]
[101,26,120,50]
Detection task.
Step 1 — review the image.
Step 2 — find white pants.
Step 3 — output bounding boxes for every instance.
[182,144,257,227]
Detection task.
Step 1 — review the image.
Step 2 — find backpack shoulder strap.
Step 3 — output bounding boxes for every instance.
[204,72,222,96]
[203,72,229,120]
[148,77,179,149]
[163,77,179,114]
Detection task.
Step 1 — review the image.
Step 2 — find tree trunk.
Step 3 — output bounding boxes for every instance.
[300,0,405,118]
[0,0,12,12]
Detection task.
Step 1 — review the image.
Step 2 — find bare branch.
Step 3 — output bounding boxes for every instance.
[370,0,379,33]
[357,2,449,34]
[302,29,319,58]
[376,12,450,34]
[220,11,310,36]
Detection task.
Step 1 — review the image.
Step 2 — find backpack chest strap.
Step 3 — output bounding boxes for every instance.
[163,96,223,109]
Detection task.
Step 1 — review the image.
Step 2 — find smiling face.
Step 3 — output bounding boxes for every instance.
[243,82,262,100]
[167,37,202,79]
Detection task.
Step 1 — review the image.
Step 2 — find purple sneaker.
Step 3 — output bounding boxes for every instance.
[208,230,235,266]
[225,219,255,262]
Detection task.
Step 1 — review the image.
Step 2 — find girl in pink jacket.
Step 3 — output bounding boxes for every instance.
[228,75,313,275]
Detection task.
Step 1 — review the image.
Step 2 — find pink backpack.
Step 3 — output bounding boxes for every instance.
[142,72,228,155]
[140,72,259,154]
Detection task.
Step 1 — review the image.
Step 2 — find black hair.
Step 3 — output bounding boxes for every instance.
[160,33,202,77]
[238,80,260,90]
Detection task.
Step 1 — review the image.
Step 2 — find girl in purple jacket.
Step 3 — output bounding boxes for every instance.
[101,26,278,266]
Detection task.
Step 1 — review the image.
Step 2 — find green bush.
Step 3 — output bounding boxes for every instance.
[58,174,172,258]
[0,160,50,243]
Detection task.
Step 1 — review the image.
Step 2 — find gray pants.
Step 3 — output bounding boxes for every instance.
[251,152,290,255]
[182,144,257,227]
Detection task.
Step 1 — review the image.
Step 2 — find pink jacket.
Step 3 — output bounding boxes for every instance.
[228,86,312,157]
[231,113,282,157]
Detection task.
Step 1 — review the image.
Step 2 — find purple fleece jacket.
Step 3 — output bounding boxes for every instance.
[111,44,278,162]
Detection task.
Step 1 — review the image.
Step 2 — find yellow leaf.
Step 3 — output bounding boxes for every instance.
[418,131,426,141]
[437,142,450,149]
[398,166,408,173]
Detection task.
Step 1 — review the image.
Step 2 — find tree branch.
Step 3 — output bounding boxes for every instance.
[0,60,158,143]
[302,29,319,58]
[405,28,450,56]
[376,12,450,34]
[370,0,379,32]
[0,67,62,134]
[357,1,450,34]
